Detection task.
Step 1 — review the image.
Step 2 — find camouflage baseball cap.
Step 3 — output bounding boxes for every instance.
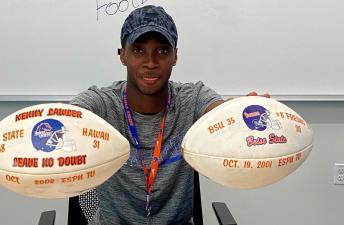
[120,5,178,48]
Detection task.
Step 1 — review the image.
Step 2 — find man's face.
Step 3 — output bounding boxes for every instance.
[120,32,177,96]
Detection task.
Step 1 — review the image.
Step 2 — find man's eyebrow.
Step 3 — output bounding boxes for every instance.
[128,43,143,48]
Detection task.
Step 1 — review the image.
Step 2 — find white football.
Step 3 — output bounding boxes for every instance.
[182,96,313,189]
[0,103,130,198]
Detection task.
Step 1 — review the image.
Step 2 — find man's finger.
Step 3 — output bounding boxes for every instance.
[262,93,270,98]
[246,91,258,96]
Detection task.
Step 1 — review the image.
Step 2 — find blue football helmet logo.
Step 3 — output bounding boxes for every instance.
[31,119,76,152]
[243,105,281,131]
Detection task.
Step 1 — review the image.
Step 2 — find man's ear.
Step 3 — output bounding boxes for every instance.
[173,48,178,66]
[119,48,126,65]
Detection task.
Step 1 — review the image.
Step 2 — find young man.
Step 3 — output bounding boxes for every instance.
[71,5,264,225]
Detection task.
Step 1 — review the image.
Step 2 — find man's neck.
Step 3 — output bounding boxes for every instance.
[126,85,169,115]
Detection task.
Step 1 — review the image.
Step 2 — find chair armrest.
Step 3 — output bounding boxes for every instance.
[212,202,237,225]
[38,210,56,225]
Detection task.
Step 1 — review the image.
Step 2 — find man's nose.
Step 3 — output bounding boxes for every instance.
[143,53,158,69]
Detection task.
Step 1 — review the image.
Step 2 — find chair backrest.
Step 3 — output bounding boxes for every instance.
[38,210,56,225]
[68,171,204,225]
[193,171,203,225]
[68,195,87,225]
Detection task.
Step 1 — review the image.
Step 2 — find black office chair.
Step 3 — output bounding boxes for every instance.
[39,172,237,225]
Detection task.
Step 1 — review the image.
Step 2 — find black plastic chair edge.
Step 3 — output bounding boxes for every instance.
[38,210,56,225]
[68,196,88,225]
[212,202,237,225]
[193,171,203,225]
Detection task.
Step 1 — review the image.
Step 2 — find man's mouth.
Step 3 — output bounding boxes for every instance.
[143,76,159,81]
[141,72,160,84]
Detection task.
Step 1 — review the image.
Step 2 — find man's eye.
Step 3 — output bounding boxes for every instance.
[158,48,169,54]
[132,48,142,54]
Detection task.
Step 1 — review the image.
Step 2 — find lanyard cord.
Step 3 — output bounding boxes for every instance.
[122,86,171,216]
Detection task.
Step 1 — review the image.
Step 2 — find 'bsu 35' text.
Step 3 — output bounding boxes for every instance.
[97,0,148,20]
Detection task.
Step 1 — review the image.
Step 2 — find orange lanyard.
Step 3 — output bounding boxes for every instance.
[123,86,170,216]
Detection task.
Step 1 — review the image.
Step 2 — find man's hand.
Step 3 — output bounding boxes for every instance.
[204,91,271,115]
[245,91,270,98]
[226,91,270,101]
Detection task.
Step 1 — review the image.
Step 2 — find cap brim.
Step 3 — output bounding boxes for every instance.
[125,25,176,48]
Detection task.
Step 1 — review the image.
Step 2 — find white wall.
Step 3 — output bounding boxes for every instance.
[0,101,343,225]
[1,0,344,96]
